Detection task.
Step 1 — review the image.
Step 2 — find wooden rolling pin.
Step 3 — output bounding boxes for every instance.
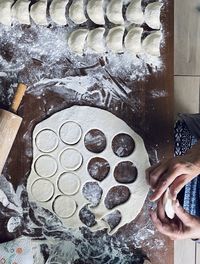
[0,83,27,175]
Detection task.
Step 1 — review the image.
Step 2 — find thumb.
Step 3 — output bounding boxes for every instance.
[173,200,193,225]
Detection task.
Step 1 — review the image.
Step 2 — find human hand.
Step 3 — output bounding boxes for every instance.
[150,198,200,240]
[146,143,200,201]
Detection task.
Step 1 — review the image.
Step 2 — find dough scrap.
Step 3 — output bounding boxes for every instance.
[30,0,48,25]
[124,27,143,54]
[87,0,105,25]
[106,26,124,53]
[12,0,30,25]
[126,0,144,25]
[145,2,162,29]
[69,0,87,24]
[142,31,161,57]
[87,27,105,53]
[163,188,175,219]
[106,0,124,25]
[50,0,68,25]
[0,0,13,25]
[68,29,88,54]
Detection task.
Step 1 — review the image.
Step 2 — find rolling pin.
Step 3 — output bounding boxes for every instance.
[0,83,27,175]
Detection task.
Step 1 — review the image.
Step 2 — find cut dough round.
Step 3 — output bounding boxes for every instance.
[31,179,54,202]
[163,188,175,219]
[87,0,105,25]
[35,129,58,153]
[124,27,143,54]
[34,155,58,177]
[53,196,77,218]
[106,26,124,53]
[58,172,80,195]
[106,0,124,25]
[59,121,82,145]
[69,0,87,24]
[87,27,105,53]
[0,0,13,26]
[145,2,162,29]
[142,31,161,57]
[60,148,83,171]
[12,0,30,25]
[68,29,88,54]
[50,0,68,25]
[30,0,48,25]
[126,0,144,25]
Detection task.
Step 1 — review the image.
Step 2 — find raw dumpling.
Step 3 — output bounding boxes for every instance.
[87,0,105,25]
[87,27,105,53]
[145,2,162,29]
[106,0,124,25]
[142,31,161,57]
[0,0,13,25]
[126,0,144,25]
[30,0,48,25]
[124,27,143,54]
[106,26,124,53]
[50,0,68,25]
[12,0,30,25]
[68,29,88,54]
[163,188,175,219]
[69,0,87,24]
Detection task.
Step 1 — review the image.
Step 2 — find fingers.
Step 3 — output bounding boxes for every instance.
[148,162,168,190]
[169,175,188,199]
[173,200,193,226]
[157,196,170,224]
[145,163,161,185]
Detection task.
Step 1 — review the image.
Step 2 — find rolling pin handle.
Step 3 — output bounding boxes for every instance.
[10,83,27,113]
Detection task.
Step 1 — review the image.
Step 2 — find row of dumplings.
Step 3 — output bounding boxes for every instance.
[0,0,162,29]
[68,26,162,56]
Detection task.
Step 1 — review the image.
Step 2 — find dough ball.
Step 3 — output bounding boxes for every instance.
[12,0,30,25]
[30,0,48,25]
[87,0,105,25]
[163,188,175,219]
[87,27,105,53]
[142,31,161,57]
[50,0,68,25]
[106,26,124,53]
[126,0,144,25]
[145,2,162,29]
[106,0,124,25]
[0,0,13,26]
[68,29,88,54]
[69,0,87,24]
[124,27,143,54]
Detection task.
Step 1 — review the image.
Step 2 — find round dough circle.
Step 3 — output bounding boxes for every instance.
[35,129,58,153]
[58,172,81,195]
[31,179,54,202]
[53,196,77,218]
[59,121,82,145]
[60,148,83,171]
[34,155,58,177]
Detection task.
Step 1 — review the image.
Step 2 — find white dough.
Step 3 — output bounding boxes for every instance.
[163,188,175,219]
[142,31,161,57]
[50,0,68,25]
[0,0,13,25]
[126,0,144,25]
[35,129,58,153]
[60,148,83,170]
[35,155,58,177]
[87,27,105,53]
[53,196,77,218]
[59,121,82,145]
[106,26,124,53]
[32,179,55,202]
[124,27,143,54]
[69,0,87,24]
[58,172,81,195]
[30,0,48,25]
[145,2,162,29]
[68,29,88,54]
[12,0,30,25]
[106,0,124,25]
[87,0,105,25]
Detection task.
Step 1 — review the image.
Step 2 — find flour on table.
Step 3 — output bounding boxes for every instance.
[106,26,124,53]
[68,29,88,54]
[87,27,106,53]
[0,0,13,26]
[30,0,48,26]
[124,27,143,54]
[106,0,124,25]
[142,31,161,57]
[145,2,162,29]
[50,0,68,25]
[27,106,150,234]
[12,0,30,25]
[87,0,105,25]
[68,0,87,24]
[126,0,144,25]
